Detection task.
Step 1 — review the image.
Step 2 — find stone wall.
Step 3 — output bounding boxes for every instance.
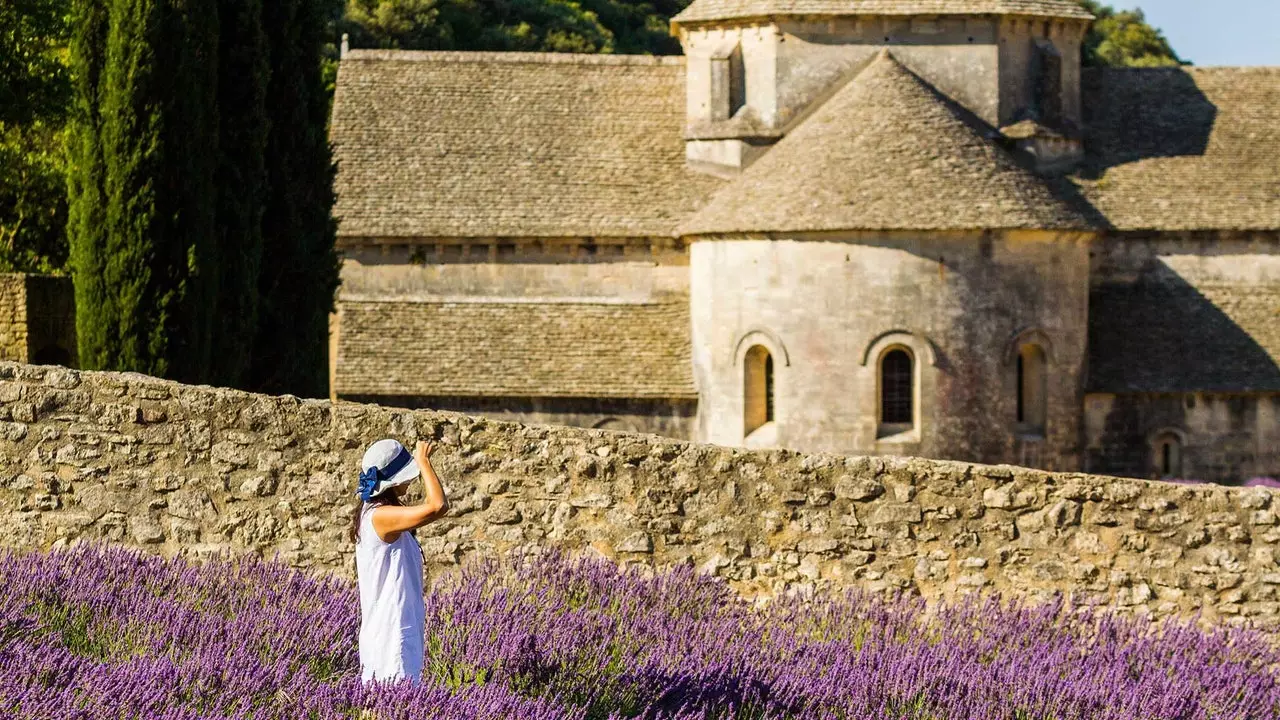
[0,276,28,363]
[0,275,76,366]
[0,362,1277,628]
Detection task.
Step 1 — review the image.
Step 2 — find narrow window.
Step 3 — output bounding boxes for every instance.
[1016,354,1025,423]
[1016,344,1047,435]
[1034,41,1063,127]
[880,348,914,427]
[744,345,774,436]
[764,353,774,423]
[1154,434,1182,478]
[710,43,745,121]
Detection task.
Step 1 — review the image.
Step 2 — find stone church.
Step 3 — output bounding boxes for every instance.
[327,0,1280,484]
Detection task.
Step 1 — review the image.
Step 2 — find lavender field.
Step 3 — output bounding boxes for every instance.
[0,544,1277,719]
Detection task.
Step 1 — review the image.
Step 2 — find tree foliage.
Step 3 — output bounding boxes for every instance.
[339,0,683,54]
[70,0,221,380]
[0,0,72,273]
[212,0,270,388]
[253,0,341,398]
[1079,1,1185,67]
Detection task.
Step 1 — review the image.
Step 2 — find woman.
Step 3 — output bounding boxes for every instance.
[350,438,450,683]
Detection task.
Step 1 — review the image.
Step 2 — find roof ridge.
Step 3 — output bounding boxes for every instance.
[1087,65,1280,74]
[341,294,684,306]
[673,0,1095,25]
[678,50,1095,235]
[342,49,685,66]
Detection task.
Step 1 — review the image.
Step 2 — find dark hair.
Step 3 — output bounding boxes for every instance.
[349,491,402,543]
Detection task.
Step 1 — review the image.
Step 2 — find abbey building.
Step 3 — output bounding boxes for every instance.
[328,0,1280,483]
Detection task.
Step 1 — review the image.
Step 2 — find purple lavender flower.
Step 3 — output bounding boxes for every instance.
[0,542,1274,719]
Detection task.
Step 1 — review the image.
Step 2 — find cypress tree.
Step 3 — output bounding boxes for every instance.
[254,0,339,398]
[212,0,269,388]
[83,0,220,380]
[66,0,111,370]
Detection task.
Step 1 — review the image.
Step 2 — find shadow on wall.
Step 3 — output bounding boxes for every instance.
[1076,67,1217,178]
[1087,261,1280,481]
[1089,264,1280,394]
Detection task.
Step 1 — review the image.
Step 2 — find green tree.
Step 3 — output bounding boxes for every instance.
[70,0,221,380]
[1079,1,1185,67]
[212,0,270,388]
[254,0,340,398]
[339,0,691,54]
[0,0,72,273]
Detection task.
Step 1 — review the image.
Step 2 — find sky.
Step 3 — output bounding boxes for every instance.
[1109,0,1280,67]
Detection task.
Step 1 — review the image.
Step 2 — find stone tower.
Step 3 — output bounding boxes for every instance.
[674,0,1093,176]
[673,1,1099,470]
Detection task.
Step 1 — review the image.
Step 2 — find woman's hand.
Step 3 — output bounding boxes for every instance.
[414,441,436,466]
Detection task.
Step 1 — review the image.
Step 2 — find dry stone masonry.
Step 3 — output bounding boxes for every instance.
[0,363,1276,629]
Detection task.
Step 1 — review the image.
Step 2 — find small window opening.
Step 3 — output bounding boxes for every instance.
[710,43,746,121]
[879,348,914,434]
[1016,344,1047,435]
[1033,41,1063,127]
[744,345,774,436]
[1154,434,1182,479]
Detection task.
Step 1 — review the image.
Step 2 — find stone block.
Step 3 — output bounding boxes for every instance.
[487,500,523,525]
[869,503,923,525]
[617,532,653,554]
[835,476,884,501]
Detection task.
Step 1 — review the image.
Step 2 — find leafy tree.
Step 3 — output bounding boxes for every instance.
[70,0,221,381]
[253,0,341,398]
[0,0,72,273]
[339,0,691,54]
[0,0,72,127]
[1079,1,1185,67]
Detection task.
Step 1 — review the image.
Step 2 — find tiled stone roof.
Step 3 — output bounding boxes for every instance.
[335,298,697,399]
[672,0,1094,24]
[1089,281,1280,393]
[331,51,721,240]
[1073,67,1280,232]
[679,51,1095,236]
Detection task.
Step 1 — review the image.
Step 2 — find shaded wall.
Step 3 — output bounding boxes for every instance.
[1087,233,1280,483]
[343,394,697,440]
[2,363,1277,628]
[0,275,76,366]
[1085,393,1280,482]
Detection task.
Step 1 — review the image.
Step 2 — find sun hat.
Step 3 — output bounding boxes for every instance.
[357,439,421,502]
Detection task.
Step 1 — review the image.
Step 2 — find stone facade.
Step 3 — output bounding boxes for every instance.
[2,362,1278,629]
[327,3,1280,484]
[690,231,1092,469]
[0,274,76,367]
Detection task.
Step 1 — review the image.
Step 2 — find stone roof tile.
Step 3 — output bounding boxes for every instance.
[334,298,697,399]
[678,51,1095,236]
[330,50,722,240]
[1089,280,1280,393]
[673,0,1093,24]
[1073,67,1280,232]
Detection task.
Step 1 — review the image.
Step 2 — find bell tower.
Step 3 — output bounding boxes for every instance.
[671,1,1093,175]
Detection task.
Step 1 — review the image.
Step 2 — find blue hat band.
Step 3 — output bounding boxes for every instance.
[357,446,413,502]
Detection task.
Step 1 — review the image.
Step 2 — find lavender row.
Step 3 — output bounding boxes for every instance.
[0,543,1276,719]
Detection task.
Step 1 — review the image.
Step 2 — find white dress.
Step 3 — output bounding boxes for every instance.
[355,502,425,683]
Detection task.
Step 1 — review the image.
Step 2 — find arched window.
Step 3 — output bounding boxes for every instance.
[1153,433,1183,479]
[592,417,634,433]
[1016,344,1047,435]
[744,345,774,436]
[879,347,914,435]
